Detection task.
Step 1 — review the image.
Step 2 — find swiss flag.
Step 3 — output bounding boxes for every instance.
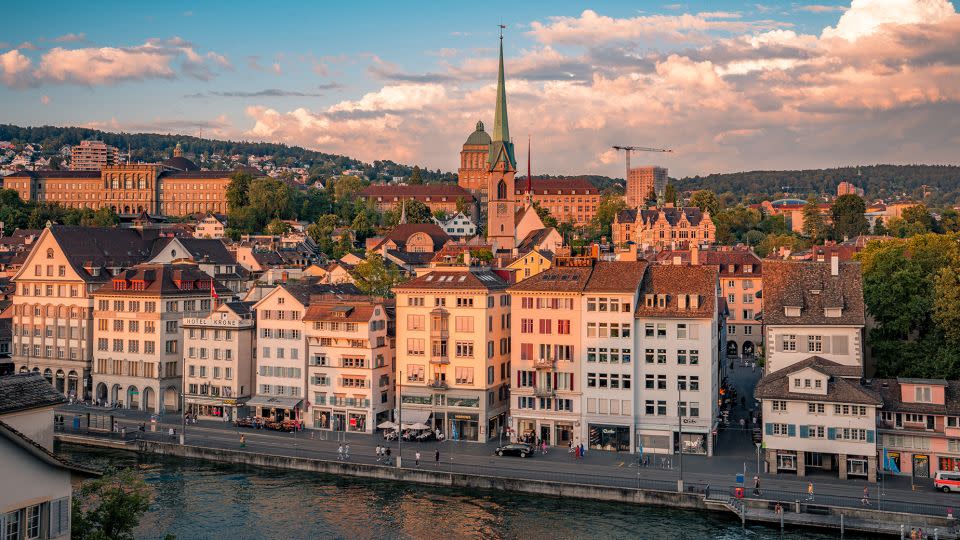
[210,279,219,300]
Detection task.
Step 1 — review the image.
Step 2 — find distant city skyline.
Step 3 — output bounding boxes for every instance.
[1,0,959,177]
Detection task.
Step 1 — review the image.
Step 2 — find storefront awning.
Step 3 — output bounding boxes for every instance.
[399,409,431,428]
[245,395,302,410]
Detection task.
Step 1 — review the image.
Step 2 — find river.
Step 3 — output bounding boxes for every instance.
[59,444,864,539]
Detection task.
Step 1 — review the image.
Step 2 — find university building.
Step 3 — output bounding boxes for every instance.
[513,178,600,225]
[612,206,716,249]
[4,144,238,216]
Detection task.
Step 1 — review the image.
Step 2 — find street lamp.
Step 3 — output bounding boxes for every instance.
[677,384,683,493]
[180,391,186,445]
[756,441,762,475]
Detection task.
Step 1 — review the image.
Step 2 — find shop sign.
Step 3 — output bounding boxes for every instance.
[454,415,473,420]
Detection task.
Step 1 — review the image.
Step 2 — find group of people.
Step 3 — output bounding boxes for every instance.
[375,444,393,464]
[569,441,587,459]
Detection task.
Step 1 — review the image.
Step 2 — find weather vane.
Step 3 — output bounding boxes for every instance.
[499,24,506,39]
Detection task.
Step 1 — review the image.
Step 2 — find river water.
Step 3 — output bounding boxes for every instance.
[59,444,859,540]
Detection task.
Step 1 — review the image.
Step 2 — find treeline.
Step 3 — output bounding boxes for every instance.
[0,124,455,183]
[676,164,960,206]
[0,189,119,231]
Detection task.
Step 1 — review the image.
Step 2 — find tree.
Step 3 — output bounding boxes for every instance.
[830,194,869,240]
[901,204,937,233]
[247,177,292,218]
[713,205,762,244]
[72,469,151,540]
[332,175,363,203]
[689,190,721,216]
[872,217,888,236]
[266,218,291,235]
[532,202,558,228]
[591,194,627,240]
[801,199,827,242]
[433,209,448,222]
[744,230,765,246]
[756,233,809,258]
[403,199,432,224]
[409,166,423,185]
[934,264,960,347]
[350,253,403,297]
[663,183,678,206]
[84,207,119,227]
[940,208,960,233]
[351,210,373,242]
[225,172,254,209]
[455,196,472,216]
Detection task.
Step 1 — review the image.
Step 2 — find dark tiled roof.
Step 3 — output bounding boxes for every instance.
[755,356,880,405]
[395,270,508,291]
[653,249,762,277]
[160,170,236,179]
[0,373,66,414]
[160,156,200,171]
[92,263,230,297]
[386,250,439,266]
[762,260,865,326]
[517,227,556,254]
[303,300,384,323]
[48,226,155,282]
[508,265,594,293]
[584,261,648,293]
[376,224,450,252]
[360,184,474,201]
[150,237,235,265]
[514,177,598,195]
[617,206,707,226]
[868,379,960,415]
[275,279,362,306]
[634,265,718,319]
[4,170,101,179]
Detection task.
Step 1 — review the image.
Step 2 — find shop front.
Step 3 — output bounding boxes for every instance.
[449,413,479,441]
[637,429,672,455]
[247,395,303,423]
[678,432,708,455]
[555,423,574,447]
[187,396,247,421]
[589,424,630,452]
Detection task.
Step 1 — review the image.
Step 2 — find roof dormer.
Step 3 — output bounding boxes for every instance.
[784,306,801,317]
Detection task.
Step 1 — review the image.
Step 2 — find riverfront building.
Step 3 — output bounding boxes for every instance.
[304,297,395,434]
[393,267,511,441]
[634,264,722,456]
[90,263,225,413]
[182,301,256,421]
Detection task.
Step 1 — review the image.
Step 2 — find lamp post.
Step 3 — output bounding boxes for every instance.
[180,392,186,445]
[677,384,683,493]
[397,371,402,469]
[756,442,762,475]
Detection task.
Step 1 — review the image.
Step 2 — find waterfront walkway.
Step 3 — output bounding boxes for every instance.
[56,401,955,520]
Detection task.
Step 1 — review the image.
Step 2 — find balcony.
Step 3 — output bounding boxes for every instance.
[429,379,449,391]
[430,356,450,365]
[534,387,556,398]
[534,358,555,370]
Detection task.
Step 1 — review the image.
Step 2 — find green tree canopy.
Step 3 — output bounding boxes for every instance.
[225,172,254,209]
[532,202,558,228]
[72,469,151,540]
[409,166,423,185]
[350,252,403,297]
[663,183,678,206]
[830,194,869,240]
[872,217,888,236]
[801,198,828,242]
[403,199,433,224]
[455,196,472,216]
[591,193,627,241]
[247,177,293,218]
[266,218,291,235]
[689,189,721,216]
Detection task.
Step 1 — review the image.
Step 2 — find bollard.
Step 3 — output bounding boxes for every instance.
[840,514,844,538]
[900,524,904,540]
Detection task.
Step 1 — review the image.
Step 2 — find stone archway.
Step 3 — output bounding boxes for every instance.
[726,340,739,357]
[163,386,179,412]
[43,368,53,383]
[142,387,156,413]
[55,369,65,393]
[67,371,79,398]
[19,366,29,373]
[127,386,140,409]
[96,382,108,404]
[742,341,755,357]
[111,384,122,406]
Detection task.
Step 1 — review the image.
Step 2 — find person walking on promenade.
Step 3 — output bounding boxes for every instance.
[435,449,440,467]
[338,444,344,461]
[376,444,381,462]
[385,446,392,465]
[240,434,246,448]
[753,475,761,496]
[807,481,814,501]
[345,443,351,460]
[415,451,421,467]
[574,445,580,459]
[541,441,547,455]
[861,486,870,506]
[580,443,586,457]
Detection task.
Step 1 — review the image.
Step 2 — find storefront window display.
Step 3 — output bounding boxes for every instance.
[589,424,630,451]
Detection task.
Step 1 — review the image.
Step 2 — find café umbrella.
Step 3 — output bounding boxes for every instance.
[377,421,398,430]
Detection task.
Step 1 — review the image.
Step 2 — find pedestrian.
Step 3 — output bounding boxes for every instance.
[574,445,580,459]
[376,444,382,462]
[740,418,746,431]
[753,475,761,496]
[415,451,421,467]
[704,484,710,499]
[918,528,924,539]
[568,440,573,454]
[910,527,917,539]
[806,481,814,501]
[168,427,174,439]
[240,434,246,448]
[861,486,870,506]
[338,444,344,461]
[541,440,547,455]
[580,443,586,457]
[345,443,351,460]
[435,449,440,466]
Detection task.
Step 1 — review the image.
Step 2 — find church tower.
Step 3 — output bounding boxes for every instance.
[486,32,517,253]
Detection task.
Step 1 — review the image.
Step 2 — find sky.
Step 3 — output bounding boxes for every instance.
[1,0,959,177]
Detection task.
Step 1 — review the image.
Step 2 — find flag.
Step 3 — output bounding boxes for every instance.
[210,279,219,300]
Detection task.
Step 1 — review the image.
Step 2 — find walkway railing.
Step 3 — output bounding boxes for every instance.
[729,486,955,518]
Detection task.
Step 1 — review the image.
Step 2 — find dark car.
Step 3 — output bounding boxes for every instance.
[496,443,535,458]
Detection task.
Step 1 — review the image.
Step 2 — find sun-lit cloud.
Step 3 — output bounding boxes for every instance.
[40,95,50,104]
[797,5,849,12]
[52,32,87,43]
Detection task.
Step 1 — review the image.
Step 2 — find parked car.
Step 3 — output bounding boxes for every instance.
[935,471,960,493]
[495,443,535,458]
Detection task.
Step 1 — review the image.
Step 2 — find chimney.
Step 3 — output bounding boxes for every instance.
[281,270,289,283]
[830,253,839,276]
[591,243,600,260]
[690,243,700,266]
[464,251,471,267]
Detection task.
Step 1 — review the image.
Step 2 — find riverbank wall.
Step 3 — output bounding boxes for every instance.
[57,433,957,538]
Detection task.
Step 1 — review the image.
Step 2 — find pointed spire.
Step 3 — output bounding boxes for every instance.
[492,33,510,144]
[399,199,407,224]
[526,134,532,199]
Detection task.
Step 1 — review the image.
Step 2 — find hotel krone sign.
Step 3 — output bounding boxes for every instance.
[183,316,252,328]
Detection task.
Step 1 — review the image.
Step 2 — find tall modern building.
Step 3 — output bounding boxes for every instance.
[70,140,119,171]
[626,166,668,207]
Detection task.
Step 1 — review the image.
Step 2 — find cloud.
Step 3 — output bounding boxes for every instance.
[52,32,87,43]
[797,5,849,13]
[367,56,458,83]
[1,38,229,87]
[40,95,50,105]
[316,82,344,90]
[83,115,232,137]
[185,89,326,98]
[16,42,39,51]
[246,55,282,74]
[822,0,955,41]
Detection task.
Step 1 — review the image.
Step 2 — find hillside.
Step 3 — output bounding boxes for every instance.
[676,164,960,205]
[0,124,456,184]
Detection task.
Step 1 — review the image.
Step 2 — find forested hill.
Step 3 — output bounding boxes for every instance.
[676,164,960,205]
[0,124,455,183]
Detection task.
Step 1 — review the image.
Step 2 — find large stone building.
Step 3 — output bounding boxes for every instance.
[513,178,601,225]
[626,166,668,208]
[90,263,227,413]
[458,121,492,203]
[394,267,512,441]
[4,148,238,217]
[612,206,716,249]
[358,184,475,217]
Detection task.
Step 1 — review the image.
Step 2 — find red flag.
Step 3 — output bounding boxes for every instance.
[210,279,219,300]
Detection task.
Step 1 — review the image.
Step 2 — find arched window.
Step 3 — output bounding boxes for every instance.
[497,180,507,200]
[46,248,54,259]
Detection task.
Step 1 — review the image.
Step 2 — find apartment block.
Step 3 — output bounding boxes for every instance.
[90,264,224,413]
[304,297,395,434]
[183,301,256,421]
[394,268,511,442]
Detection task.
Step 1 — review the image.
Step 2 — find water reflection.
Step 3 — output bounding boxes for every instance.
[58,444,866,540]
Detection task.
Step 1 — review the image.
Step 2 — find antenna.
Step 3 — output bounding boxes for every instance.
[499,24,506,39]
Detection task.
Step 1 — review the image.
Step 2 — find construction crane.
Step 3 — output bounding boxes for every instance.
[612,145,673,184]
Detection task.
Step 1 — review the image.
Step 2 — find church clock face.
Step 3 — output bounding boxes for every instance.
[497,202,507,215]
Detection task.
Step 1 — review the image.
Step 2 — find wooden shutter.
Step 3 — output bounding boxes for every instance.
[827,427,836,440]
[866,430,875,443]
[821,336,831,354]
[690,324,700,340]
[832,336,849,355]
[788,424,796,437]
[799,425,809,438]
[765,423,773,435]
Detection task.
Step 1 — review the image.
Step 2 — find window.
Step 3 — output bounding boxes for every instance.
[558,320,571,334]
[656,323,666,338]
[657,401,667,415]
[808,403,825,414]
[677,375,687,390]
[808,335,822,353]
[407,315,424,330]
[915,386,933,403]
[782,334,796,351]
[771,424,790,436]
[689,376,699,391]
[772,400,787,412]
[455,341,474,358]
[677,323,687,339]
[645,400,654,415]
[689,350,699,365]
[539,319,552,334]
[645,323,654,337]
[656,375,666,390]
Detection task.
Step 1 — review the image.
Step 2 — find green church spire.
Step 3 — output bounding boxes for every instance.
[487,30,516,171]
